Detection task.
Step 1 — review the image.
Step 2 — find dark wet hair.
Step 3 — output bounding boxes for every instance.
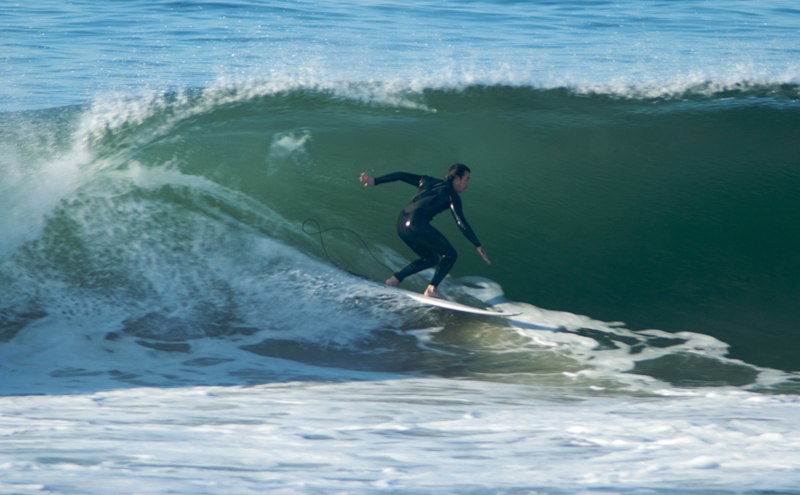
[445,163,470,182]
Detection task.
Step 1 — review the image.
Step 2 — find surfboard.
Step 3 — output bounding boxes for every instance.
[355,273,519,316]
[399,288,520,317]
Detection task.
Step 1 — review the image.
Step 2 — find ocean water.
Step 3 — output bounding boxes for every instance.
[1,1,800,493]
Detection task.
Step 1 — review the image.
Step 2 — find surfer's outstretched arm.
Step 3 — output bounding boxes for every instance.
[361,172,422,187]
[447,186,491,265]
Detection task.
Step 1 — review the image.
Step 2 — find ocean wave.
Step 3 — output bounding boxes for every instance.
[1,79,798,396]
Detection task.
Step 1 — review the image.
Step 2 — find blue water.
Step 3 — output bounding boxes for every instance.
[4,0,799,110]
[2,2,800,494]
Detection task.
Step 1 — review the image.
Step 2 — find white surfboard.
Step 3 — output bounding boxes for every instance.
[400,289,520,317]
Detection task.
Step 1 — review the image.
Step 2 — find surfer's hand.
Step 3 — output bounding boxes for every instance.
[359,173,375,187]
[477,246,491,265]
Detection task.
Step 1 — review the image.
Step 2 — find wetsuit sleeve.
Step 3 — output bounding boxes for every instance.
[449,192,481,247]
[373,172,423,187]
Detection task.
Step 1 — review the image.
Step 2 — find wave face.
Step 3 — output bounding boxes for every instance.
[1,83,798,395]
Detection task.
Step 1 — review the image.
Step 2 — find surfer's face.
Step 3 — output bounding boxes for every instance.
[452,172,470,193]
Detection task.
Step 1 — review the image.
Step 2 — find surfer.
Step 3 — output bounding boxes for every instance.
[359,164,490,299]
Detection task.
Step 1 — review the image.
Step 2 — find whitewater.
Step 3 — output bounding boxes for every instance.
[2,0,800,494]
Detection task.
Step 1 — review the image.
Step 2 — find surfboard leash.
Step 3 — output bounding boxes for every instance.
[302,218,395,279]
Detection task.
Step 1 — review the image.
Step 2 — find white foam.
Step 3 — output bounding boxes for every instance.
[0,125,92,259]
[453,276,800,393]
[0,378,798,494]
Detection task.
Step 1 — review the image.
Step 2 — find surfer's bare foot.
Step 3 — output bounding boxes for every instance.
[385,275,400,287]
[423,285,446,300]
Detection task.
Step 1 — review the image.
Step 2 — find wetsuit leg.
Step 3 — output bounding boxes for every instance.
[428,231,457,287]
[395,219,458,287]
[393,234,439,282]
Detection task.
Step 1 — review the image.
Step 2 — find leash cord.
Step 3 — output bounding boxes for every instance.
[302,218,395,277]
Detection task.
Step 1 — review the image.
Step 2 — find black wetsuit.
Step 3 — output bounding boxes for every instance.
[373,172,481,287]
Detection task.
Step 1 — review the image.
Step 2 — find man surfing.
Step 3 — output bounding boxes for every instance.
[359,163,490,299]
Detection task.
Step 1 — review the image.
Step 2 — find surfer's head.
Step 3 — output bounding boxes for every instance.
[446,163,471,193]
